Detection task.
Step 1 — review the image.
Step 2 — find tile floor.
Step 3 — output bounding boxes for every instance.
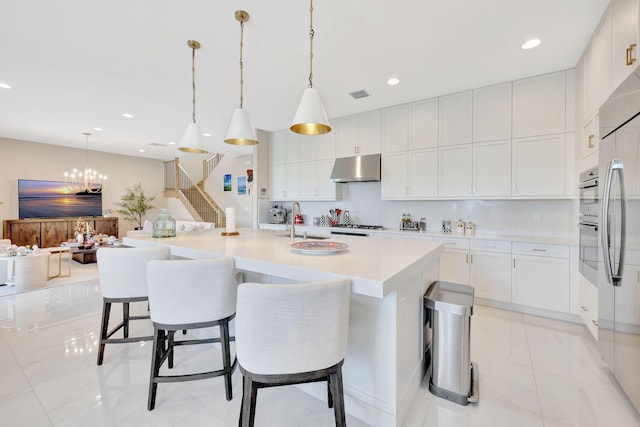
[0,280,639,427]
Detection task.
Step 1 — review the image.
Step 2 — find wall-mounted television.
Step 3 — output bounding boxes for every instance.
[18,179,102,218]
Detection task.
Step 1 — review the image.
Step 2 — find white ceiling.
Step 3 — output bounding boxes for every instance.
[0,0,609,160]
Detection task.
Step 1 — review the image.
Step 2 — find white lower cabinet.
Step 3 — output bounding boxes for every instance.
[512,243,570,313]
[469,240,512,302]
[579,275,598,339]
[435,237,470,284]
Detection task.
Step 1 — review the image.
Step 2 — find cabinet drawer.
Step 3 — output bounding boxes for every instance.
[512,242,569,258]
[433,236,470,250]
[470,240,511,253]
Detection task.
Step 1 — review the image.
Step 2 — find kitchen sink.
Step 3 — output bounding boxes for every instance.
[275,232,329,240]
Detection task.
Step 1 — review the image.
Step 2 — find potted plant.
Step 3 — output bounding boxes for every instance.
[115,183,156,229]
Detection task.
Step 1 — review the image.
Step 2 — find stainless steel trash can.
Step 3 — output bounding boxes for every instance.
[424,281,478,405]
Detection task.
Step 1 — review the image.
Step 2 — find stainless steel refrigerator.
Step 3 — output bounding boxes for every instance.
[599,65,640,412]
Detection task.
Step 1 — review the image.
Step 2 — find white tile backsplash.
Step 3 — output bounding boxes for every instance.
[270,182,575,239]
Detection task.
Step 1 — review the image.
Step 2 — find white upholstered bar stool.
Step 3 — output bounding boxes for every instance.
[235,279,351,427]
[96,246,170,365]
[146,257,238,410]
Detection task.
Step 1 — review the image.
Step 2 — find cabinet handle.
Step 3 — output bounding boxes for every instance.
[627,43,637,66]
[592,320,599,327]
[512,183,516,194]
[466,254,469,263]
[513,258,516,268]
[581,305,588,312]
[533,248,547,252]
[473,184,476,194]
[588,134,595,149]
[470,254,473,263]
[468,184,472,194]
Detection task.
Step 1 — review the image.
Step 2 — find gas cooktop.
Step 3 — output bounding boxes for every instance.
[332,224,384,230]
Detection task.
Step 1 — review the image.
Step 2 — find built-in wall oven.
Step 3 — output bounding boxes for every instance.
[578,167,599,286]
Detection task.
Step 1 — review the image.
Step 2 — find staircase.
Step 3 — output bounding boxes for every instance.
[163,157,225,227]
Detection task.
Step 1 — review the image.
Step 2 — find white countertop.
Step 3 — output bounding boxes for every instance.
[124,228,443,299]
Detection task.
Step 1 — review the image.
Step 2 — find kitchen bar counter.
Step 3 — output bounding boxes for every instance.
[124,228,443,426]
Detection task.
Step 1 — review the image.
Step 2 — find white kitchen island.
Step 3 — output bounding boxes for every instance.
[124,228,443,427]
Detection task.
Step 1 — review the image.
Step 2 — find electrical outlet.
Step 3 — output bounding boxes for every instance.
[462,211,469,219]
[532,211,541,222]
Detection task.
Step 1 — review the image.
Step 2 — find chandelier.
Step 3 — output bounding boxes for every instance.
[64,132,106,194]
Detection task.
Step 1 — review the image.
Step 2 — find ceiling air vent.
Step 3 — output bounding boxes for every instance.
[148,142,168,147]
[349,89,370,100]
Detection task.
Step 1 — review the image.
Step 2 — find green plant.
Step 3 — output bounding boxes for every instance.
[115,183,156,228]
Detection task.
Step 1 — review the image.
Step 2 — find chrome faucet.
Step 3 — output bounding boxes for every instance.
[290,201,301,243]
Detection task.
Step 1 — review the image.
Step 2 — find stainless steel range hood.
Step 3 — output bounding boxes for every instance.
[330,153,381,183]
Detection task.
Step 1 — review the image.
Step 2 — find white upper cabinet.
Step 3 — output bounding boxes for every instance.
[594,9,612,110]
[583,43,595,122]
[298,159,340,200]
[317,119,337,160]
[382,105,409,153]
[473,83,512,142]
[611,0,639,89]
[512,71,566,138]
[299,120,336,162]
[439,144,473,197]
[298,134,318,163]
[382,149,438,199]
[270,129,300,165]
[473,140,511,197]
[512,134,566,197]
[336,111,382,158]
[439,91,472,146]
[410,98,439,150]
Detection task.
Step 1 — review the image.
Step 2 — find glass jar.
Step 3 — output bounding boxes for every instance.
[152,209,176,238]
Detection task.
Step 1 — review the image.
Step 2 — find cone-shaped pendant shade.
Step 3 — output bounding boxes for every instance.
[290,87,331,135]
[178,122,207,153]
[225,108,258,145]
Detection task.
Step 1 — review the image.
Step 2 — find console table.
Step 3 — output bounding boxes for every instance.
[3,217,118,248]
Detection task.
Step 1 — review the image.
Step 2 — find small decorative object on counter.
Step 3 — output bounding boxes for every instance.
[294,213,304,225]
[456,220,466,235]
[441,220,452,233]
[419,218,427,231]
[342,210,351,225]
[152,208,177,238]
[465,221,475,236]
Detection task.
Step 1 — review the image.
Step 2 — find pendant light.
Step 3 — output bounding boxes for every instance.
[225,10,258,146]
[178,40,208,153]
[290,0,331,135]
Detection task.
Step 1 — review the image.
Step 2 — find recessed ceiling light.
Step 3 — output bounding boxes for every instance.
[0,82,12,89]
[93,127,103,132]
[387,77,400,86]
[203,133,211,137]
[138,149,145,153]
[521,38,541,50]
[168,141,176,145]
[122,113,134,118]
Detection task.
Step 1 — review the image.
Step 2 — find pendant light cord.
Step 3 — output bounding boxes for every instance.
[239,20,245,109]
[191,45,197,124]
[308,0,314,88]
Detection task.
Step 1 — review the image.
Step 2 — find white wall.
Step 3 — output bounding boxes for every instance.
[204,153,254,228]
[0,137,166,237]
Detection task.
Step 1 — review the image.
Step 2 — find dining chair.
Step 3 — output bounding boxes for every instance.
[235,279,351,427]
[146,257,238,410]
[96,246,170,365]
